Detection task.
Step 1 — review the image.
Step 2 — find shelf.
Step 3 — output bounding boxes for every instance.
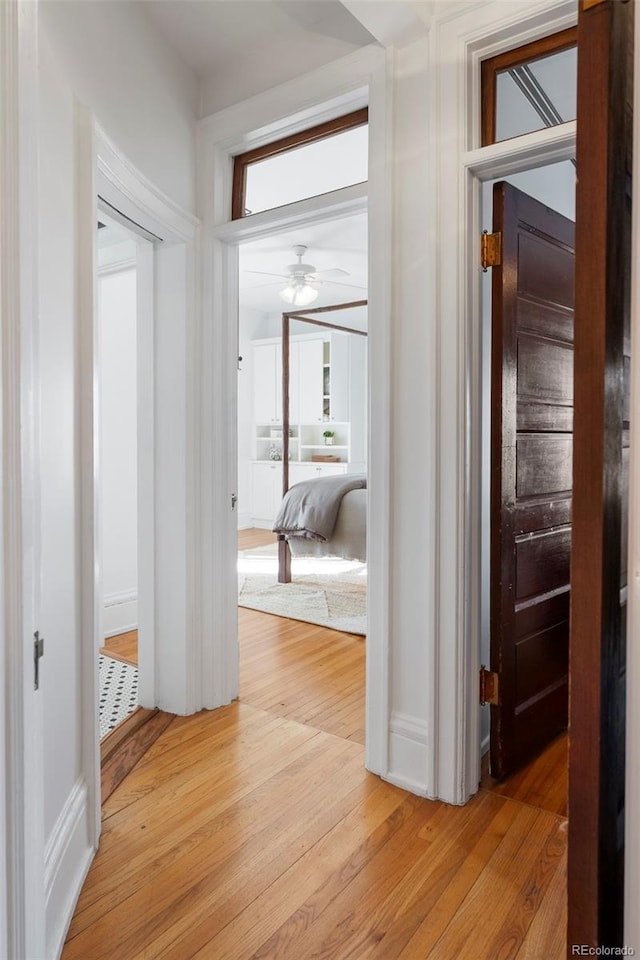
[300,444,348,450]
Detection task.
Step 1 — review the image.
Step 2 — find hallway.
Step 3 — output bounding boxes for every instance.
[62,589,566,959]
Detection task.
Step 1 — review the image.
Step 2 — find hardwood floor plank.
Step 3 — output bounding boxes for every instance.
[158,783,415,960]
[101,709,175,803]
[238,606,365,742]
[102,629,138,666]
[481,733,568,817]
[69,727,358,943]
[423,809,566,960]
[65,739,389,959]
[246,795,443,960]
[64,587,567,960]
[515,842,567,960]
[238,528,277,551]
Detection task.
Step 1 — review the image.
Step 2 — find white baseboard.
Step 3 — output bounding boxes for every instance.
[387,711,431,798]
[103,589,137,638]
[45,778,95,960]
[237,511,253,530]
[251,518,274,530]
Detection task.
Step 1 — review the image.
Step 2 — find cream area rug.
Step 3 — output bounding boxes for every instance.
[238,543,366,636]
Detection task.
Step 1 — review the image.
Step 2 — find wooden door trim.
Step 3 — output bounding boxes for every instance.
[569,0,633,948]
[231,107,368,220]
[481,26,577,146]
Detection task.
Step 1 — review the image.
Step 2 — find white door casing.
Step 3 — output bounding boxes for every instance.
[94,127,200,717]
[198,44,392,775]
[431,0,578,804]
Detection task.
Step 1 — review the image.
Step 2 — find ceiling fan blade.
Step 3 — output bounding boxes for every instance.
[323,280,368,290]
[243,269,289,279]
[312,267,350,278]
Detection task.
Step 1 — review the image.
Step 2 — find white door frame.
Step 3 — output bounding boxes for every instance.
[90,123,201,720]
[197,45,392,775]
[1,1,46,956]
[431,0,578,804]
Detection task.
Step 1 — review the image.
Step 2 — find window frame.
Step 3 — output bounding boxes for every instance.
[231,107,368,220]
[480,27,577,147]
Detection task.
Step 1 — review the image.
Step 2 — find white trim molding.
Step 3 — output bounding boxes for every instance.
[103,589,138,639]
[431,0,577,805]
[387,712,430,797]
[96,124,198,244]
[76,100,102,876]
[44,778,93,960]
[93,126,202,718]
[197,45,392,780]
[1,1,46,955]
[103,588,137,607]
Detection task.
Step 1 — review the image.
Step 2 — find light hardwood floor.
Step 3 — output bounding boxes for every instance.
[102,629,138,667]
[64,530,567,959]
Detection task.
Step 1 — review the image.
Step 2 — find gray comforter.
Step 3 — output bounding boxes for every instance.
[273,474,366,542]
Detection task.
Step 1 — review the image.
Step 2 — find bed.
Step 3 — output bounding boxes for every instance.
[273,474,367,582]
[274,299,368,583]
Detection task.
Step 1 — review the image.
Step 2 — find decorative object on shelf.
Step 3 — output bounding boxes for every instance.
[269,427,283,439]
[311,454,341,462]
[323,430,335,445]
[269,444,282,461]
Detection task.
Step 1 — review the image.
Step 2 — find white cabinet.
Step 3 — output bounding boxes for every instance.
[298,422,350,463]
[251,461,283,527]
[297,339,324,423]
[328,332,350,422]
[289,462,347,486]
[252,342,282,425]
[247,332,367,522]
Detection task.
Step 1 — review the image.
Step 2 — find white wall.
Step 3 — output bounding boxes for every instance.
[386,35,436,788]
[39,0,198,213]
[99,267,138,637]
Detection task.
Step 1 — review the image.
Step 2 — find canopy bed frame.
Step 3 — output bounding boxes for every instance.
[276,300,368,583]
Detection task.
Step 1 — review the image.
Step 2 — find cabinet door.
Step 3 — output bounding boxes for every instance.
[349,336,367,465]
[329,333,350,422]
[251,462,282,523]
[288,342,300,424]
[253,343,282,424]
[297,339,324,423]
[289,462,347,485]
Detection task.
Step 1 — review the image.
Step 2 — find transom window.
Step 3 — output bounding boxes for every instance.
[232,108,368,219]
[481,28,577,147]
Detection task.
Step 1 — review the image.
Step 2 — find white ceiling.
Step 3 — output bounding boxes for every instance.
[238,212,367,320]
[142,0,376,115]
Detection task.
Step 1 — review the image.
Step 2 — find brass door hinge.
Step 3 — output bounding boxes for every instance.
[481,231,502,272]
[480,666,499,706]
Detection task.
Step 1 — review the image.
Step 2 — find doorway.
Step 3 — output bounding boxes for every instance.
[480,160,575,805]
[235,213,369,742]
[96,213,144,739]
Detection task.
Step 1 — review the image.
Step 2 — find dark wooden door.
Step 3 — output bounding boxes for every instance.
[568,0,633,949]
[490,181,575,780]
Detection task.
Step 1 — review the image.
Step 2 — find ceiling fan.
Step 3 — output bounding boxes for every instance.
[244,244,366,307]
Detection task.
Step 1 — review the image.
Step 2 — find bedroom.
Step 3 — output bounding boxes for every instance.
[235,122,369,646]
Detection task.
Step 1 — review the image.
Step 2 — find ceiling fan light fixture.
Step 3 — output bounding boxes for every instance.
[279,281,319,307]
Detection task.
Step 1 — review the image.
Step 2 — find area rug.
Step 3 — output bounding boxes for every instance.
[238,543,366,635]
[99,654,138,738]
